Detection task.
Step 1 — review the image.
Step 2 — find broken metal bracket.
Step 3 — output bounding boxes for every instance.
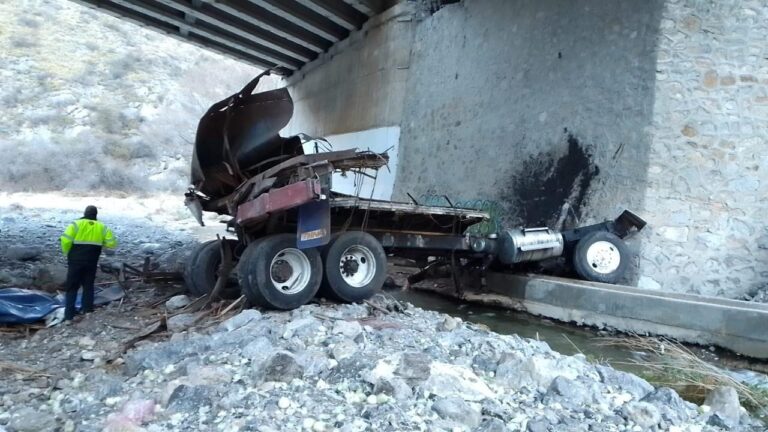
[561,209,647,245]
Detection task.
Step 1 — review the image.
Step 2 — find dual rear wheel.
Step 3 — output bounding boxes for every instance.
[229,232,386,310]
[183,239,239,298]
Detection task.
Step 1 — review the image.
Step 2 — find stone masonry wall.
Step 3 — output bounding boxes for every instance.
[393,0,664,283]
[638,0,768,298]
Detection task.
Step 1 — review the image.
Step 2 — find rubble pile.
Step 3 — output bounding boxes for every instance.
[0,195,763,431]
[1,295,760,432]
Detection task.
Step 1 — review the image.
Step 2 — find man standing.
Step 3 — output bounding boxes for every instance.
[60,205,117,321]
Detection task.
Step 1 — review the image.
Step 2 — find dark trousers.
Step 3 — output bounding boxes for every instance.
[64,261,97,320]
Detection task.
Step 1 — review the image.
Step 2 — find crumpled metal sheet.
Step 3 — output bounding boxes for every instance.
[191,71,301,198]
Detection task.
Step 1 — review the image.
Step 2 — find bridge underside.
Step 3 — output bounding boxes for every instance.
[71,0,393,74]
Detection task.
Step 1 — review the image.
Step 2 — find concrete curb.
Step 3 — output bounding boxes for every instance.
[487,273,768,359]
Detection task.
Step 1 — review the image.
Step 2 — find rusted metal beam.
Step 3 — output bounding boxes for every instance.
[204,0,333,53]
[72,0,280,70]
[340,0,385,16]
[106,0,303,69]
[296,0,368,30]
[155,0,317,62]
[330,198,489,220]
[236,179,322,226]
[72,0,380,72]
[248,0,349,42]
[374,232,474,252]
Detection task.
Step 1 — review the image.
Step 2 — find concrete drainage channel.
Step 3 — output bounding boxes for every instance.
[485,273,768,360]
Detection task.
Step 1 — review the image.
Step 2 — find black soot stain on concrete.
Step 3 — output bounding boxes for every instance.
[507,134,600,228]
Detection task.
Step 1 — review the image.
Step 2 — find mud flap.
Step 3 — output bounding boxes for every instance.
[297,199,331,249]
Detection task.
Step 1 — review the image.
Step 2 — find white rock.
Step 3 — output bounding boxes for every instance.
[332,320,363,339]
[167,312,198,332]
[622,402,661,429]
[421,362,494,401]
[140,243,163,254]
[703,386,741,428]
[278,397,291,409]
[438,316,458,331]
[366,357,397,383]
[220,309,262,332]
[331,339,359,361]
[80,351,104,361]
[496,354,584,390]
[77,336,96,348]
[657,226,689,243]
[282,316,318,339]
[366,394,377,404]
[187,364,233,386]
[302,418,316,429]
[165,295,192,311]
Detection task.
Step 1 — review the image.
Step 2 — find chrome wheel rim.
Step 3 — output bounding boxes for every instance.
[270,248,311,294]
[585,241,621,274]
[339,245,376,288]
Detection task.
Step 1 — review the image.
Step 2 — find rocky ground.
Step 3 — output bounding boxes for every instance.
[1,293,762,432]
[0,193,764,431]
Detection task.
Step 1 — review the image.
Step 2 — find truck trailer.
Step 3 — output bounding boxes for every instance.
[183,72,646,310]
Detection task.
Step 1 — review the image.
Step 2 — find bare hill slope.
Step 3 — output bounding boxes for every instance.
[0,0,269,193]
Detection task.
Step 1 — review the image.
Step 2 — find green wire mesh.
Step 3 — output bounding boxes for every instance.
[419,194,505,236]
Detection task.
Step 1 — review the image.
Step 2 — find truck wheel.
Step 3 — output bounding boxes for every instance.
[321,231,387,303]
[184,239,238,297]
[238,234,322,310]
[572,231,628,284]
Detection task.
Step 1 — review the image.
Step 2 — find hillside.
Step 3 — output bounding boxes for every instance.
[0,0,273,193]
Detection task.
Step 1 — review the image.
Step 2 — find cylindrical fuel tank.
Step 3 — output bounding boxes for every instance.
[498,228,564,264]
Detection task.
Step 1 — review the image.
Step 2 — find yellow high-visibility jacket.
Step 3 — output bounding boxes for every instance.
[60,218,117,257]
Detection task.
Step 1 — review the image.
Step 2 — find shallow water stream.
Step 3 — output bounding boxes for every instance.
[392,289,768,391]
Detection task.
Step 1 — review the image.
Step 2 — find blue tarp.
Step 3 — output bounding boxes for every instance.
[0,285,125,324]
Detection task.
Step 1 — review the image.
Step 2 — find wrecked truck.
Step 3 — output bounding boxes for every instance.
[183,71,646,310]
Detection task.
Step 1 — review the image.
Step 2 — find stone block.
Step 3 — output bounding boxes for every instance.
[657,227,689,243]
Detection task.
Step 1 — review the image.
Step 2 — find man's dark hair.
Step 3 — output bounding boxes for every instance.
[84,205,98,219]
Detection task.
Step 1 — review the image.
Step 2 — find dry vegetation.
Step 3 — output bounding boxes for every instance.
[0,0,276,194]
[597,336,768,421]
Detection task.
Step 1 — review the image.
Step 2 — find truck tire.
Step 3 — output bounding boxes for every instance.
[321,231,387,303]
[184,239,238,297]
[572,231,629,284]
[238,234,322,310]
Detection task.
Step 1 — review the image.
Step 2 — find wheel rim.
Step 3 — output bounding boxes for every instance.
[270,248,312,295]
[339,245,376,288]
[585,241,621,274]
